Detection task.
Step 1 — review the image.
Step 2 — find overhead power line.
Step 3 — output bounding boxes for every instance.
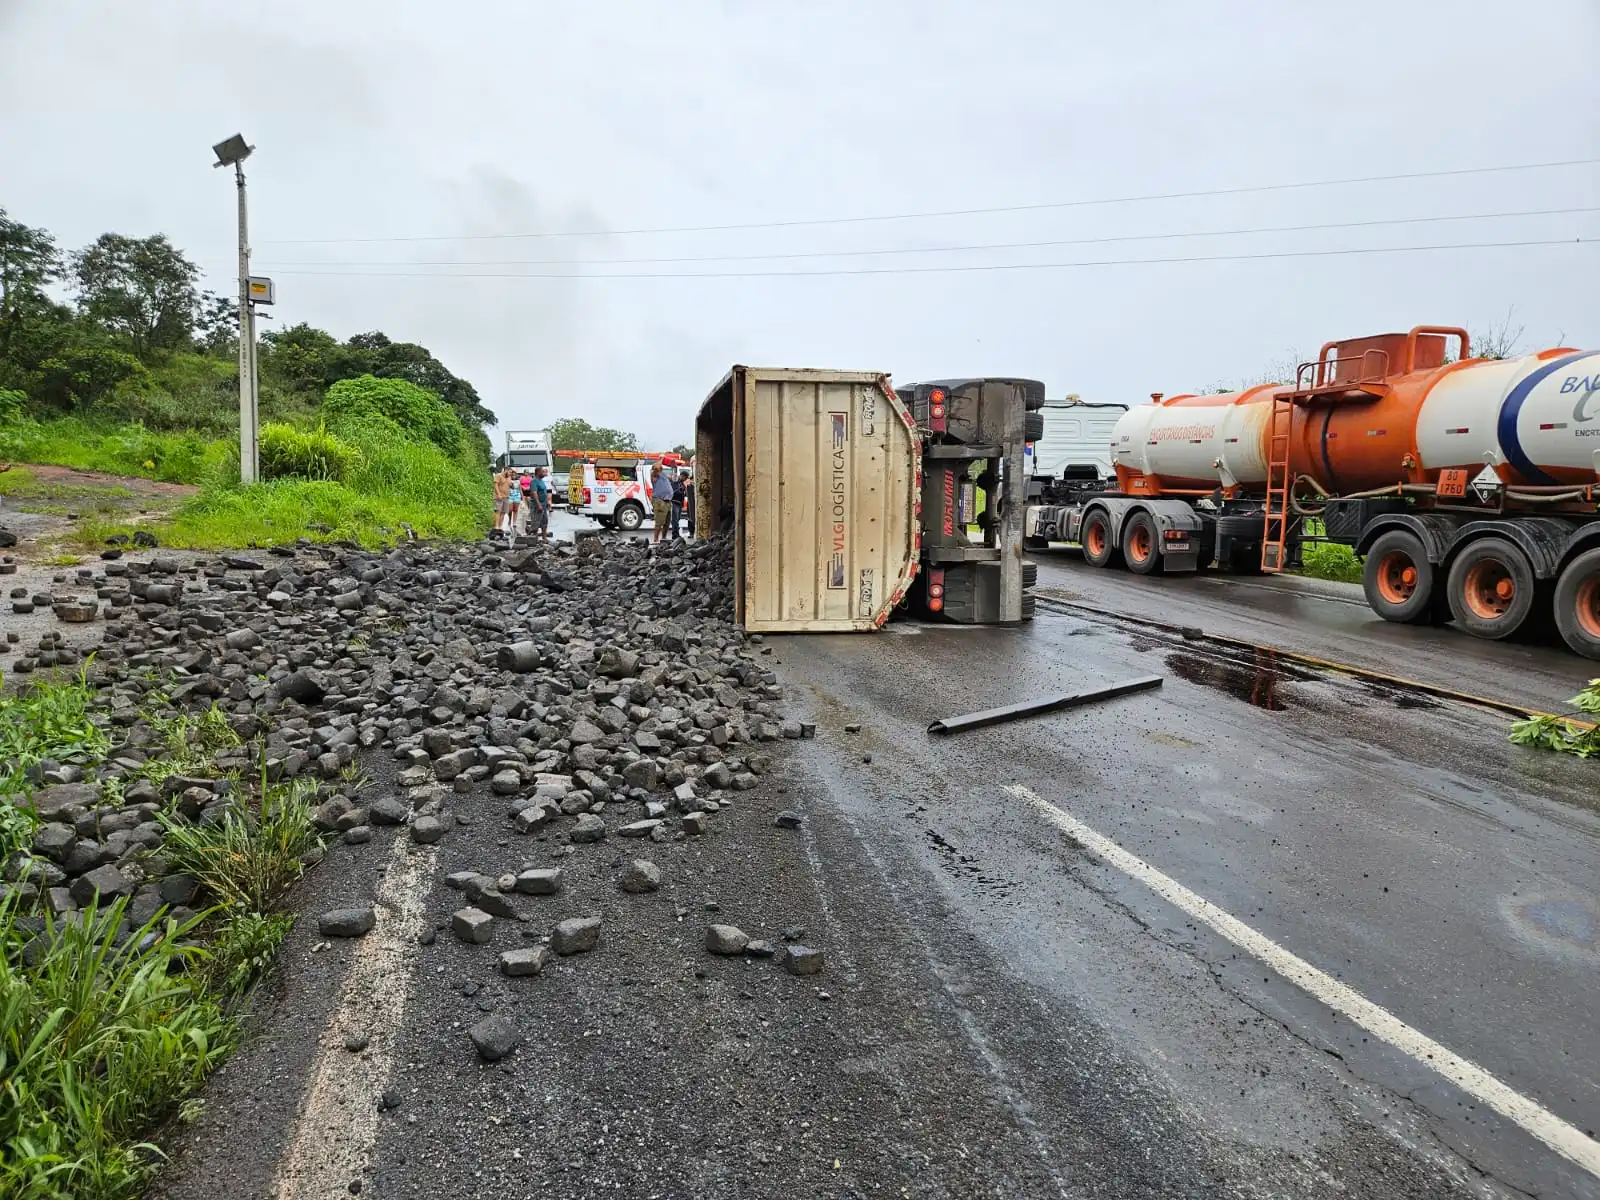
[263,236,1591,280]
[257,157,1600,245]
[258,206,1600,269]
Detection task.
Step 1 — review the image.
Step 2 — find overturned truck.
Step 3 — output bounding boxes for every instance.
[693,367,1038,632]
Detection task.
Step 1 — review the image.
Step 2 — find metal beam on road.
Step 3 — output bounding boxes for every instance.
[927,674,1164,734]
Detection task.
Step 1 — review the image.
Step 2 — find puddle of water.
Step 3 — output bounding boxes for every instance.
[1164,648,1312,711]
[1499,893,1599,961]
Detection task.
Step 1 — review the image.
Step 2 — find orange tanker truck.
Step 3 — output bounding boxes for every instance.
[1024,325,1600,659]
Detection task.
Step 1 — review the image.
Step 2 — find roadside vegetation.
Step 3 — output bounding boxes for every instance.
[0,669,331,1199]
[0,205,493,549]
[1510,679,1600,757]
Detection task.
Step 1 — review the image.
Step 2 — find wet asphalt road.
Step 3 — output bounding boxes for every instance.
[1027,546,1596,715]
[762,556,1600,1199]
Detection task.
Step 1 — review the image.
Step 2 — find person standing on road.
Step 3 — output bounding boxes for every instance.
[530,466,552,542]
[669,469,687,539]
[683,467,695,538]
[650,465,673,545]
[493,469,512,533]
[506,475,523,536]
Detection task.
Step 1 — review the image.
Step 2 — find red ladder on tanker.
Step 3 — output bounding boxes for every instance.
[1259,350,1394,573]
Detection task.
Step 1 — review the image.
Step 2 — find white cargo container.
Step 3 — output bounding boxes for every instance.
[694,367,921,633]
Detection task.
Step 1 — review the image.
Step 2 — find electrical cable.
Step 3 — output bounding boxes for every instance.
[257,205,1600,269]
[259,236,1592,281]
[257,157,1600,245]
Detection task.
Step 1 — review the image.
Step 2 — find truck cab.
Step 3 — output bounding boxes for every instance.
[494,429,552,474]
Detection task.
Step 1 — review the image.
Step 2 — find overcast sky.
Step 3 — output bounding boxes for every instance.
[2,0,1596,446]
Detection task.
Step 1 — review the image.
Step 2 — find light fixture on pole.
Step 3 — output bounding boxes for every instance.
[213,133,259,485]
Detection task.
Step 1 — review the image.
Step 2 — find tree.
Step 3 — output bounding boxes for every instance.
[259,321,341,397]
[71,233,199,358]
[192,290,238,357]
[34,347,152,413]
[1470,308,1524,361]
[0,209,64,359]
[547,417,639,453]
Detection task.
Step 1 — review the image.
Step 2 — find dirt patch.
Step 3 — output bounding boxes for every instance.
[0,463,196,562]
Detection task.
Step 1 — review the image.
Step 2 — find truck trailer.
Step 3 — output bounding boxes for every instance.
[1025,325,1600,659]
[693,367,1037,632]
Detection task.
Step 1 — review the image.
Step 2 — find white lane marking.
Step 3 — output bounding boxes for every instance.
[1006,783,1600,1181]
[272,836,436,1199]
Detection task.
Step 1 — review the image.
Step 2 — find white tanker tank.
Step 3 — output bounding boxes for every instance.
[1110,328,1600,497]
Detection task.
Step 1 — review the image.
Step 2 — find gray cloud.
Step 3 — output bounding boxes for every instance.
[3,0,1596,448]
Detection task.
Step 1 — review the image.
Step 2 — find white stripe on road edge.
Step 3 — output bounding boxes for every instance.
[273,836,436,1199]
[1005,783,1600,1180]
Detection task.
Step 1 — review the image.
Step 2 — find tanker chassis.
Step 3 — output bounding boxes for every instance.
[1024,325,1600,661]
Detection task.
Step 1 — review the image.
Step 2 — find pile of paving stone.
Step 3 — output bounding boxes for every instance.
[3,531,823,991]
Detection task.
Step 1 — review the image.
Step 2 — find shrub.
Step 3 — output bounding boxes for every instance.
[258,423,359,483]
[324,374,463,455]
[0,388,25,425]
[1509,679,1600,757]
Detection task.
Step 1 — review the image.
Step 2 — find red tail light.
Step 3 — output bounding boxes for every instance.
[583,488,592,504]
[928,387,948,433]
[928,566,945,612]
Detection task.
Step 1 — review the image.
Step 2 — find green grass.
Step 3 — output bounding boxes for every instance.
[0,418,233,486]
[0,669,112,798]
[0,900,237,1200]
[158,775,325,913]
[134,705,242,786]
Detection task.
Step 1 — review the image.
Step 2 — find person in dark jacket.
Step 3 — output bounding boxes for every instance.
[669,471,687,539]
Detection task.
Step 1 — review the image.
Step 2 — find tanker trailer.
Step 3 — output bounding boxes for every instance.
[1024,325,1600,658]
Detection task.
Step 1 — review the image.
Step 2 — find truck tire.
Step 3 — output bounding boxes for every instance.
[615,501,645,532]
[1446,537,1535,640]
[1123,511,1162,576]
[1362,530,1434,624]
[1024,411,1045,442]
[1553,547,1600,660]
[1082,510,1119,568]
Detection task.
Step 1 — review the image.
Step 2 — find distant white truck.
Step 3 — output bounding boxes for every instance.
[493,430,552,474]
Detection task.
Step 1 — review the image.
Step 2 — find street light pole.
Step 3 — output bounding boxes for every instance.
[234,161,258,484]
[213,134,258,484]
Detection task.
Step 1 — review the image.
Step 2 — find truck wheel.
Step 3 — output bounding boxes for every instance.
[1447,537,1535,640]
[615,501,644,532]
[1362,530,1434,624]
[1082,510,1119,568]
[1123,512,1162,576]
[1553,547,1600,660]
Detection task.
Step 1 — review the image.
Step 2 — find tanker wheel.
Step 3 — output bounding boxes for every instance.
[1123,511,1162,576]
[1082,510,1119,568]
[1447,538,1535,640]
[1362,530,1435,624]
[1553,547,1600,660]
